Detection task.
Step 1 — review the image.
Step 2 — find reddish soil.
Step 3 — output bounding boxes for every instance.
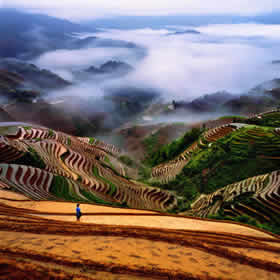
[0,190,280,279]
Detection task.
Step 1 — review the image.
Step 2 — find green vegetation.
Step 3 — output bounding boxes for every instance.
[50,175,123,207]
[93,166,117,196]
[50,176,79,201]
[5,110,280,235]
[79,188,112,205]
[152,176,198,212]
[142,132,161,163]
[150,125,280,213]
[89,137,95,144]
[103,156,121,176]
[145,128,202,167]
[104,156,113,169]
[27,147,46,169]
[138,165,152,181]
[246,112,280,127]
[119,155,137,168]
[48,129,54,137]
[219,115,247,122]
[11,147,46,169]
[23,126,32,131]
[181,126,280,194]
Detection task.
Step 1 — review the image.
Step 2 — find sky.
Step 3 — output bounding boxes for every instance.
[1,0,280,21]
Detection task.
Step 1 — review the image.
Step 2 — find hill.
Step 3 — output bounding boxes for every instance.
[0,9,144,60]
[188,169,280,234]
[0,110,280,278]
[0,124,177,211]
[0,9,96,59]
[0,58,71,91]
[140,110,280,233]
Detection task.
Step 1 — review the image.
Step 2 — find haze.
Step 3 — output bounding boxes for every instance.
[34,23,280,101]
[1,2,280,123]
[2,0,280,20]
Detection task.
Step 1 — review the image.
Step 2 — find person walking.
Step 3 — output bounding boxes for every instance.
[76,203,82,221]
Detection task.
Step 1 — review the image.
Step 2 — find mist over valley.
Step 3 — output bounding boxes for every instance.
[2,3,280,278]
[1,9,279,138]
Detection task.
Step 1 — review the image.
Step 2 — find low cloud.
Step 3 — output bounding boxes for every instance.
[33,23,280,103]
[91,25,279,100]
[197,23,280,39]
[34,47,139,81]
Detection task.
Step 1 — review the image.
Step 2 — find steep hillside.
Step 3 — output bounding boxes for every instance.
[0,9,95,59]
[138,110,280,233]
[0,124,177,211]
[1,112,280,278]
[0,109,280,234]
[0,58,71,90]
[0,9,142,61]
[188,170,280,234]
[116,122,191,162]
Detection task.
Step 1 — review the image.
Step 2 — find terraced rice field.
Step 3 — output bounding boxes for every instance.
[151,123,244,183]
[189,170,280,223]
[150,115,280,185]
[150,110,280,185]
[0,124,177,211]
[0,190,280,279]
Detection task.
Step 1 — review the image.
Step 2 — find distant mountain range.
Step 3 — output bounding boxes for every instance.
[0,58,71,91]
[0,9,144,60]
[173,79,280,115]
[166,30,201,36]
[85,61,133,76]
[0,9,98,59]
[0,57,157,135]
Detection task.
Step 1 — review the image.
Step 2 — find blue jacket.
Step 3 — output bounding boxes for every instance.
[76,207,81,216]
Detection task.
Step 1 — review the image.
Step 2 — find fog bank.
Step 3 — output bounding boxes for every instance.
[33,23,280,102]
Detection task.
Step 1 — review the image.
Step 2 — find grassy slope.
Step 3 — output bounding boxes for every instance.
[142,113,280,233]
[246,112,280,127]
[4,113,280,233]
[143,128,202,167]
[49,175,124,207]
[150,125,280,211]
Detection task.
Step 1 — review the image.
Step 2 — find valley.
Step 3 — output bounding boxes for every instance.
[0,109,280,278]
[1,6,280,279]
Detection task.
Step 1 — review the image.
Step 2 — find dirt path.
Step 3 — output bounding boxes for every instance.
[0,199,158,214]
[0,198,274,238]
[0,191,280,279]
[33,213,274,238]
